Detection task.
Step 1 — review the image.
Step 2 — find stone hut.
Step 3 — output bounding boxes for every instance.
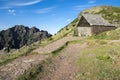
[77,14,117,36]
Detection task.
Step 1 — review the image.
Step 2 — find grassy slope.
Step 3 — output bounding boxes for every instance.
[0,42,41,66]
[51,18,78,40]
[49,6,120,40]
[49,5,120,79]
[54,6,120,39]
[0,5,120,79]
[0,18,78,66]
[17,6,120,80]
[76,40,120,80]
[75,6,120,80]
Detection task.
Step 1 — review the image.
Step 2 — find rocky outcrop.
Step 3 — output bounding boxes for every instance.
[0,25,52,50]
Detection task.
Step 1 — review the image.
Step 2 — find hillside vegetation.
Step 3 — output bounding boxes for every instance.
[0,25,52,66]
[52,6,120,40]
[0,6,120,80]
[51,18,78,41]
[56,6,120,40]
[17,6,120,80]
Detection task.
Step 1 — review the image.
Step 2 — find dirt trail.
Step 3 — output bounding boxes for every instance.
[33,36,81,54]
[40,43,87,80]
[0,36,81,80]
[0,54,49,80]
[108,40,120,44]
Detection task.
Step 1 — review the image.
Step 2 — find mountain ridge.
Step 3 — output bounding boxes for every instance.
[0,25,52,51]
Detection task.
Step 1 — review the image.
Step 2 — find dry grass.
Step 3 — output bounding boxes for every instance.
[76,41,120,80]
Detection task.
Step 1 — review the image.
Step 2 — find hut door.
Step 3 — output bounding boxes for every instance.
[80,27,86,36]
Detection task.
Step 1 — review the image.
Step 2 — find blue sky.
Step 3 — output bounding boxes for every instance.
[0,0,120,34]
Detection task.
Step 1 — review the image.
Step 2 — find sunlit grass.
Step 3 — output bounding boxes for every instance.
[0,44,39,66]
[76,41,120,80]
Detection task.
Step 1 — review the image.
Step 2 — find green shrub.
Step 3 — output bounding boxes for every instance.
[93,32,107,39]
[73,29,78,36]
[99,41,107,45]
[52,41,68,55]
[17,64,43,80]
[96,54,112,62]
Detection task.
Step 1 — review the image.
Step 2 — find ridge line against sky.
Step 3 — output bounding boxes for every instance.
[0,0,120,34]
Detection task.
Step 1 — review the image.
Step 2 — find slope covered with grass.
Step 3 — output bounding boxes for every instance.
[76,40,120,80]
[1,5,120,66]
[51,18,78,40]
[16,5,120,80]
[52,6,120,40]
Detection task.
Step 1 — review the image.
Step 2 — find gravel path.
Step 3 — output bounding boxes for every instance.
[33,36,81,54]
[108,40,120,44]
[40,43,87,80]
[0,36,81,80]
[0,54,49,80]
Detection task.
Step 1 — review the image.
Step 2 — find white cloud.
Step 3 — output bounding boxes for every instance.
[74,0,97,11]
[11,0,43,6]
[74,4,96,11]
[34,7,55,14]
[8,9,16,15]
[0,0,43,9]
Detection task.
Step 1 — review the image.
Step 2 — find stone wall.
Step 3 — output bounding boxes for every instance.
[92,26,117,35]
[77,27,92,36]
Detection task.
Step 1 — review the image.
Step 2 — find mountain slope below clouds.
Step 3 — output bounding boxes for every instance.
[0,25,52,50]
[55,6,120,38]
[18,6,120,80]
[0,5,120,80]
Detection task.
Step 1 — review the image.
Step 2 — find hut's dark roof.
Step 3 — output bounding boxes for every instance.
[82,14,114,26]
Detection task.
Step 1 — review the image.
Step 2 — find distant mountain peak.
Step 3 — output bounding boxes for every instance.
[0,25,52,50]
